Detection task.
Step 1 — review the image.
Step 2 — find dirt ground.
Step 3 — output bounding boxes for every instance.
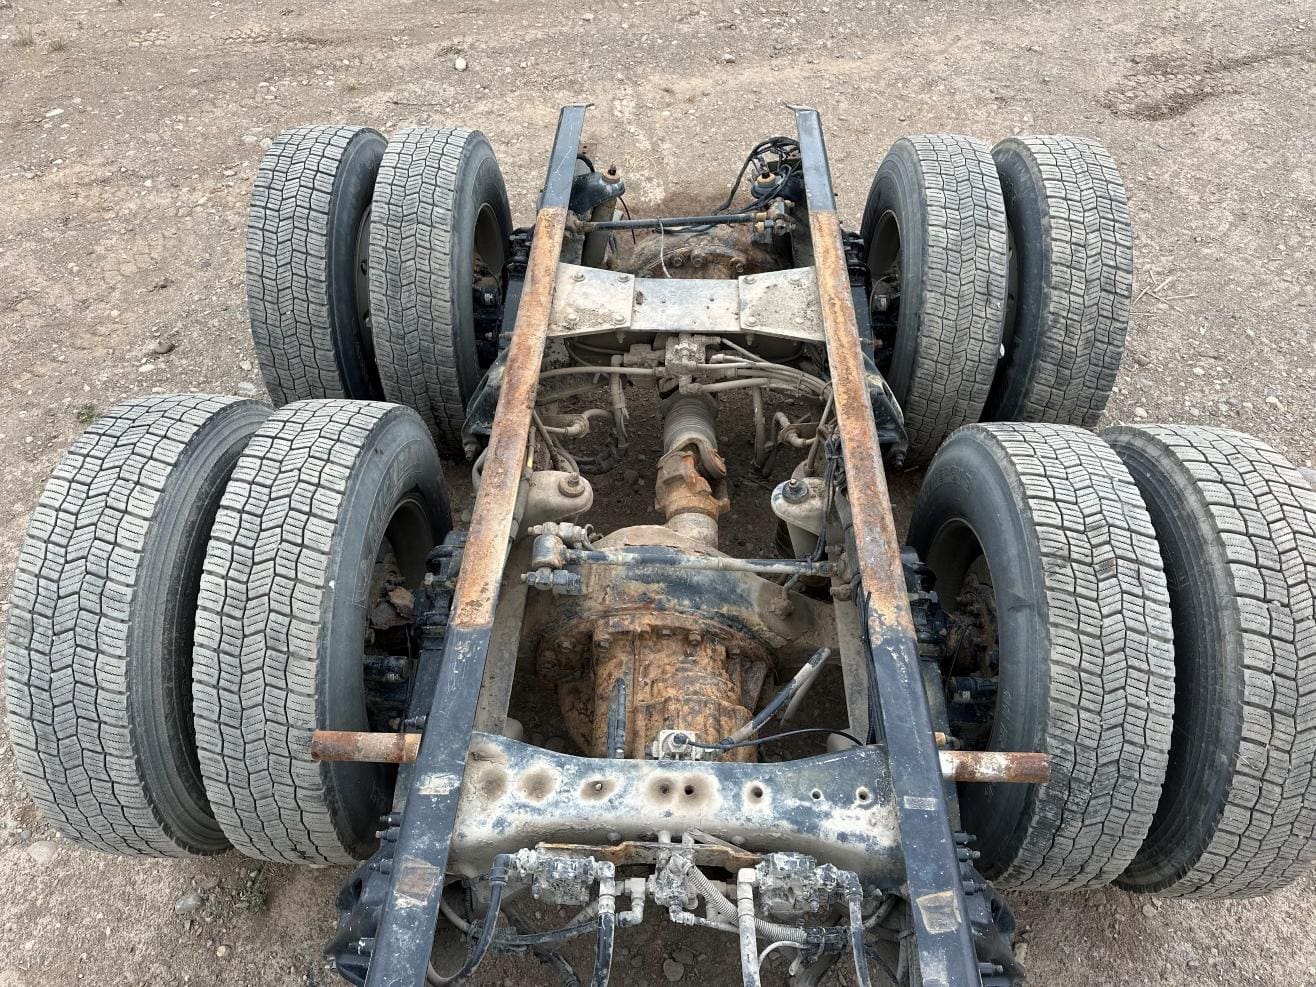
[1,0,1315,984]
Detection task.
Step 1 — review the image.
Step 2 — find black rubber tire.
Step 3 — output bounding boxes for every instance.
[984,136,1133,426]
[370,128,513,456]
[1105,425,1316,897]
[192,400,451,864]
[4,395,269,856]
[908,423,1175,890]
[860,135,1008,465]
[247,125,385,404]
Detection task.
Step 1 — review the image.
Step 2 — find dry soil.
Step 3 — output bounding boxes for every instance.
[1,1,1314,985]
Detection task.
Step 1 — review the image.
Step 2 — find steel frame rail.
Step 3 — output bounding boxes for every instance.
[794,106,980,986]
[364,104,587,987]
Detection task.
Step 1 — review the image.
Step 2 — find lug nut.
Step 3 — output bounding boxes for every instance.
[782,478,809,503]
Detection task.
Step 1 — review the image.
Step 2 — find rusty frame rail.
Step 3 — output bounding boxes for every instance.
[363,104,587,987]
[794,106,983,987]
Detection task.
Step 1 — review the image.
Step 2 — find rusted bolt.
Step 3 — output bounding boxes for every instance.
[558,473,585,497]
[595,634,611,651]
[556,637,572,651]
[687,632,702,647]
[691,252,704,268]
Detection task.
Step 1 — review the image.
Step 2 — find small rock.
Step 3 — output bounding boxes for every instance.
[45,108,64,118]
[721,53,736,63]
[582,11,594,20]
[239,360,253,372]
[26,841,57,866]
[454,56,467,72]
[175,891,205,915]
[672,947,695,965]
[198,876,221,891]
[150,339,175,355]
[215,944,231,959]
[1141,903,1157,918]
[1266,395,1284,411]
[1192,366,1205,376]
[662,958,685,982]
[236,382,260,398]
[1015,942,1028,963]
[1134,406,1148,419]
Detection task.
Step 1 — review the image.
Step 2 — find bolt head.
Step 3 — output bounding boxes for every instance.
[572,271,586,282]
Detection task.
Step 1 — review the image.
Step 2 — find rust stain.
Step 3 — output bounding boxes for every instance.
[520,767,559,802]
[580,778,619,801]
[452,205,569,629]
[395,858,443,899]
[476,767,509,802]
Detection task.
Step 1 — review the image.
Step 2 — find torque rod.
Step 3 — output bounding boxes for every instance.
[794,105,984,987]
[364,105,588,987]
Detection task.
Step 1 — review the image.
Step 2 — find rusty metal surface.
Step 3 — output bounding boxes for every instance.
[654,447,729,524]
[537,840,762,873]
[808,209,912,638]
[940,751,1051,784]
[452,207,568,629]
[627,223,775,280]
[311,730,421,764]
[525,523,839,674]
[447,733,904,883]
[581,612,767,759]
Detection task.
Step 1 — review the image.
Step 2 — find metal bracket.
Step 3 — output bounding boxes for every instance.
[547,263,826,343]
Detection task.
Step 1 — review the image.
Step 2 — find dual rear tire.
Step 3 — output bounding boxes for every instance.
[911,423,1316,897]
[5,397,452,863]
[862,134,1133,462]
[246,125,512,456]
